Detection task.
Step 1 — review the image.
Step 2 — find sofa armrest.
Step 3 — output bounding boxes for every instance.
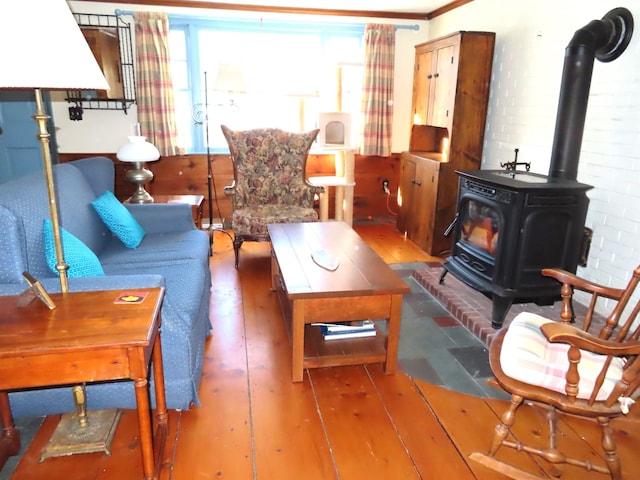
[0,274,166,297]
[126,203,197,234]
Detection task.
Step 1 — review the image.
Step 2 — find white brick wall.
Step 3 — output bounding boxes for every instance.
[429,1,640,314]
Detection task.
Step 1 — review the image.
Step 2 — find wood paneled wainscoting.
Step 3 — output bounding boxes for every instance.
[59,152,402,224]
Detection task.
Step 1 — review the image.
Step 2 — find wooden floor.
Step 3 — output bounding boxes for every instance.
[10,223,640,479]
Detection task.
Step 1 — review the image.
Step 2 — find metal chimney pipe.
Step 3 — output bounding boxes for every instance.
[548,7,633,180]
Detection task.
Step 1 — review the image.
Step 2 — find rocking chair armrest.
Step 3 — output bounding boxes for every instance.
[541,268,625,300]
[541,322,640,356]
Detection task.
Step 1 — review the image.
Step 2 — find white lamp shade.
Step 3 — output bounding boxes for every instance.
[117,136,161,163]
[0,0,109,91]
[214,64,246,93]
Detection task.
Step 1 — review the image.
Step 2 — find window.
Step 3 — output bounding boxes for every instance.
[169,17,364,153]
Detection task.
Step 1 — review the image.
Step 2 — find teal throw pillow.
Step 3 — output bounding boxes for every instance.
[91,190,145,248]
[43,219,105,278]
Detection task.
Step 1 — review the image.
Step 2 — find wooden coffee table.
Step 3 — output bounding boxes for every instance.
[0,288,167,480]
[268,222,410,382]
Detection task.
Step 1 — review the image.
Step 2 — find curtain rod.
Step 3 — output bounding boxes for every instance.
[115,9,419,30]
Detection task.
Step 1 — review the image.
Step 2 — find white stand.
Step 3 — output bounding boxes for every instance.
[309,147,356,225]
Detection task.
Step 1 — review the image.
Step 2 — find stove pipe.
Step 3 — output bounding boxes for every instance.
[548,7,634,181]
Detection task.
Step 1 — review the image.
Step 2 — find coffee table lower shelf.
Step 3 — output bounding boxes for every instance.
[302,323,388,369]
[275,275,399,380]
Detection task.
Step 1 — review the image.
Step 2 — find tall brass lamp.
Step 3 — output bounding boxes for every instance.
[0,0,111,459]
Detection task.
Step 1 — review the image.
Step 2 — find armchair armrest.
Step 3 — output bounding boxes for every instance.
[126,203,196,234]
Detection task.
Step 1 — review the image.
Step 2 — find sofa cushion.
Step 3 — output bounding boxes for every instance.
[43,219,104,278]
[91,190,145,248]
[98,229,209,268]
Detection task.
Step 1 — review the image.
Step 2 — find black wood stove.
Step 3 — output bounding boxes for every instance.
[440,7,634,328]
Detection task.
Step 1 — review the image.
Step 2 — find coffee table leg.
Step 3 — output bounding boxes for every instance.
[291,299,305,382]
[270,248,278,291]
[384,294,403,374]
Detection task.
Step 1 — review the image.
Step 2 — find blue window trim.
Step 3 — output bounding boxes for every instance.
[169,15,364,153]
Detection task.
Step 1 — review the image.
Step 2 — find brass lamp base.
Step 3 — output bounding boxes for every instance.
[125,161,155,204]
[39,409,121,462]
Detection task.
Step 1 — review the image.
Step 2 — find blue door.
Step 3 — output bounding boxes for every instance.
[0,90,58,184]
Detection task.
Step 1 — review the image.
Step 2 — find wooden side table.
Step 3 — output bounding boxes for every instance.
[0,288,167,480]
[126,194,205,228]
[152,194,204,228]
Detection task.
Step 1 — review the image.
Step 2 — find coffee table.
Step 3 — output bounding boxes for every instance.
[268,222,410,382]
[0,288,167,480]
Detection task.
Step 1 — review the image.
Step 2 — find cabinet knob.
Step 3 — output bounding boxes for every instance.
[434,73,439,78]
[427,74,433,79]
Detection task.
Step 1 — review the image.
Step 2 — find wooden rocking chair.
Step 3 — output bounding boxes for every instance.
[471,265,640,479]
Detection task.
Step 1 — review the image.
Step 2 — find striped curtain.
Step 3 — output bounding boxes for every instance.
[360,24,395,156]
[134,12,182,156]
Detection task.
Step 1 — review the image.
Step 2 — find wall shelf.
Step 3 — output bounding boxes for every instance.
[65,13,135,118]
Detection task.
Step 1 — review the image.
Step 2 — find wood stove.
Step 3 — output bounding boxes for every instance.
[441,170,591,328]
[439,7,634,328]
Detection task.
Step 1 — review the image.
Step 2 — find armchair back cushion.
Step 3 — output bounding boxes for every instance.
[221,126,319,209]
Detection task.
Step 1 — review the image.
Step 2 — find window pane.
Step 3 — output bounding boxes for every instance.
[171,20,363,153]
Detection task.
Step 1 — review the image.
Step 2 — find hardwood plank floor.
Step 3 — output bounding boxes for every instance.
[10,223,640,479]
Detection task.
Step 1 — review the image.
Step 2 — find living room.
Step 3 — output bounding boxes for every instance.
[2,0,640,478]
[46,0,640,304]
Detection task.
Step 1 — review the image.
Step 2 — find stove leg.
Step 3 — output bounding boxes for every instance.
[491,296,513,329]
[439,268,448,285]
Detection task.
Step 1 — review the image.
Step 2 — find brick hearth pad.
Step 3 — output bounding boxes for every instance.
[413,262,597,346]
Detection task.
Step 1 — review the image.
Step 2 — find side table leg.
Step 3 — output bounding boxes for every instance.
[383,294,403,374]
[0,392,20,471]
[134,378,156,480]
[318,189,329,222]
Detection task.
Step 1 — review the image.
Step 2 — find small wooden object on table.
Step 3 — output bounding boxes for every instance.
[268,222,410,382]
[0,288,167,480]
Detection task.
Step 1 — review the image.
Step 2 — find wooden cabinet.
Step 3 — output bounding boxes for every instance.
[399,31,495,256]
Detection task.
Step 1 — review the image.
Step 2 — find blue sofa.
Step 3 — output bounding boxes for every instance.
[0,157,211,418]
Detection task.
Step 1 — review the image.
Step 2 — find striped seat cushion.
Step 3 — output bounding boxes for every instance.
[500,312,625,401]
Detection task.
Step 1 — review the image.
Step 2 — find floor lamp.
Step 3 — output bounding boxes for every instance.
[0,0,112,458]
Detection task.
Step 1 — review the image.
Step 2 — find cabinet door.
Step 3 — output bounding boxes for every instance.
[397,157,417,234]
[431,44,457,129]
[412,161,439,250]
[410,49,433,126]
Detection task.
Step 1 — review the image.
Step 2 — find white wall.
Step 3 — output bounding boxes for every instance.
[429,0,640,309]
[58,1,428,154]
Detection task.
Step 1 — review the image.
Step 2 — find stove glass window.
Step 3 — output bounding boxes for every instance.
[460,199,500,256]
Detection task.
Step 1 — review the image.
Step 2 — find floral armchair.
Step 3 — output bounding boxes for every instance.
[221,126,324,267]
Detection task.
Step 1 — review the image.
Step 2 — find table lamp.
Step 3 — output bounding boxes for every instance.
[117,133,161,203]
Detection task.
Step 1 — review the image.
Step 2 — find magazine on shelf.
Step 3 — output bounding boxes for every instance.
[319,325,377,340]
[312,320,374,333]
[313,320,377,340]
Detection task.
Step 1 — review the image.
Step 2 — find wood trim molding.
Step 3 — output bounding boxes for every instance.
[426,0,474,19]
[78,0,471,21]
